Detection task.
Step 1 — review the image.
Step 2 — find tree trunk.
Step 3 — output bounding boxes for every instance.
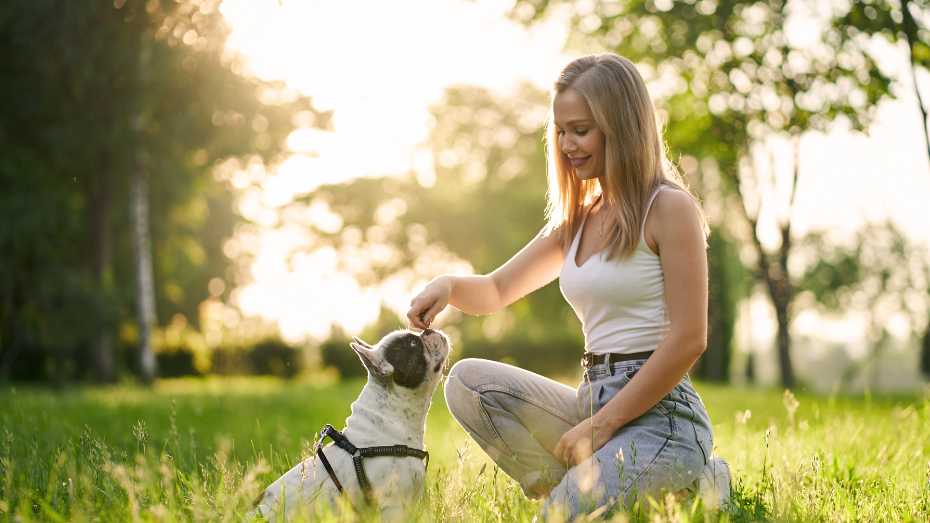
[698,227,735,382]
[920,319,930,380]
[729,139,800,389]
[132,38,157,384]
[901,0,930,383]
[90,173,115,382]
[132,165,157,383]
[772,284,795,389]
[900,0,930,164]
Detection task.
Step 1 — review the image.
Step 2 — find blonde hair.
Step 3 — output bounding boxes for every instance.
[543,53,705,259]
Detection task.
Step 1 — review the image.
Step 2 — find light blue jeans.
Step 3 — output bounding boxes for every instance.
[444,357,716,519]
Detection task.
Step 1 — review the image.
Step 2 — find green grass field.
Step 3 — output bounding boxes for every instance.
[1,374,928,522]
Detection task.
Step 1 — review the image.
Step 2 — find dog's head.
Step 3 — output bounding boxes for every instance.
[349,329,450,391]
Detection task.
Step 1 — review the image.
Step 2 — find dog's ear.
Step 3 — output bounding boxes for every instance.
[352,336,374,349]
[350,341,394,379]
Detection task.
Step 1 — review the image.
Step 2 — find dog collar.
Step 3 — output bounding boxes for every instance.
[315,423,430,508]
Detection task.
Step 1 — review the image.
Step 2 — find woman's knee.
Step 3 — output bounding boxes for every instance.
[443,358,485,419]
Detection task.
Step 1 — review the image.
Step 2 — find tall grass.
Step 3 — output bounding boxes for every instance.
[0,376,927,521]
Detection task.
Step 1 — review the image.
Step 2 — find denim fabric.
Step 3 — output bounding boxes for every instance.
[444,357,715,520]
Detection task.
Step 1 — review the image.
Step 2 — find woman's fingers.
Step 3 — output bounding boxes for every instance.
[407,296,433,329]
[553,438,567,466]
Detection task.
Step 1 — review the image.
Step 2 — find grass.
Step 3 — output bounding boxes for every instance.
[1,374,929,522]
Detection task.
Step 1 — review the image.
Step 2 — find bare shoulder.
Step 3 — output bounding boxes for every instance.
[653,188,700,219]
[645,188,704,255]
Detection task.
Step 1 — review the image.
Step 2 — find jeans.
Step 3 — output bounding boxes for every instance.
[444,357,716,520]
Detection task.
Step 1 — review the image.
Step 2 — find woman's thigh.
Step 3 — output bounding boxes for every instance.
[543,364,712,517]
[444,358,583,495]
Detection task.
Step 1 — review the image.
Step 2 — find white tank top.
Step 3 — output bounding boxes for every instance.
[558,187,670,355]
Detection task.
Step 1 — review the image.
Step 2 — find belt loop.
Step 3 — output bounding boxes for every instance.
[606,353,615,376]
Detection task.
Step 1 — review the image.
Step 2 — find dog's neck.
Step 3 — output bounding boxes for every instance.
[341,379,433,449]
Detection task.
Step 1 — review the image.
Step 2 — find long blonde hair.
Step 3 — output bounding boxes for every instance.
[543,53,705,259]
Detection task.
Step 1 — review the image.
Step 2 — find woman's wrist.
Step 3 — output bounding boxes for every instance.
[433,275,454,294]
[593,401,628,433]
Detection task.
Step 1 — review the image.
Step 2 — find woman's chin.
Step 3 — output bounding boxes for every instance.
[573,169,600,181]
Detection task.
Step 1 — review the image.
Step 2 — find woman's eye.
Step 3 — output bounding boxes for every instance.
[575,128,588,135]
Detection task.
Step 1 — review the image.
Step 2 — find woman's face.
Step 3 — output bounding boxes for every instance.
[553,88,605,181]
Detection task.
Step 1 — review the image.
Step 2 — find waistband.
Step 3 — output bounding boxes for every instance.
[580,350,654,369]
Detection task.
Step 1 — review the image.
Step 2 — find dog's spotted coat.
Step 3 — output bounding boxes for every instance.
[253,329,451,521]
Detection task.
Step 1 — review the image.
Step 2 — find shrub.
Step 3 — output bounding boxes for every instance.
[247,340,302,378]
[210,339,303,378]
[320,338,366,380]
[156,348,201,378]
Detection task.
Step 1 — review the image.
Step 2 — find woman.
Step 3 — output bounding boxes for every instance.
[406,53,730,519]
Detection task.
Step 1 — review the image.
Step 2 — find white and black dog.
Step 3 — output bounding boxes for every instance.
[254,328,451,521]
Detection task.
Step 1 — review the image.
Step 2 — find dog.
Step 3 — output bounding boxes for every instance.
[253,328,451,521]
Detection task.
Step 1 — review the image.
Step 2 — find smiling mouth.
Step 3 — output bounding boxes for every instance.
[569,156,590,167]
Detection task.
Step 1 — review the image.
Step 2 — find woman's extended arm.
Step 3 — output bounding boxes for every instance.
[407,224,565,330]
[555,189,708,466]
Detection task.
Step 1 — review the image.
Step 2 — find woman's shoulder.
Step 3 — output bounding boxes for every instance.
[652,186,697,216]
[645,186,705,249]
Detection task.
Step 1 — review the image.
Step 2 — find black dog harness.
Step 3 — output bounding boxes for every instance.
[315,423,429,506]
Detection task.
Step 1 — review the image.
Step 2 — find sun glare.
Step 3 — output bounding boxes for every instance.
[216,0,572,341]
[215,0,930,355]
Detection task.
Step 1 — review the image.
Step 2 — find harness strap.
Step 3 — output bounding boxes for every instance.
[315,423,430,507]
[315,445,344,493]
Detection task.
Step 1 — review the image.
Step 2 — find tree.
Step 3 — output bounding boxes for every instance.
[831,0,930,376]
[284,83,587,374]
[512,0,895,387]
[799,221,930,387]
[0,1,322,382]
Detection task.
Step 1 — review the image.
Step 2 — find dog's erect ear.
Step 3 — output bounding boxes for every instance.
[352,336,374,349]
[350,341,394,378]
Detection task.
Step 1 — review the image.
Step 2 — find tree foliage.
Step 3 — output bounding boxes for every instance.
[511,0,896,387]
[0,1,321,381]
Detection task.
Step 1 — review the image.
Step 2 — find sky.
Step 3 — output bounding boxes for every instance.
[216,0,930,381]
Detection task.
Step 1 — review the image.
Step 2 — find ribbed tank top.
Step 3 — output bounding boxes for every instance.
[558,187,670,355]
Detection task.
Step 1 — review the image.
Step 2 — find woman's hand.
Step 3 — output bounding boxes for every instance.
[407,276,453,330]
[553,415,615,467]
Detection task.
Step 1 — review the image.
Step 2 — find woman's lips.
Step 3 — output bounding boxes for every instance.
[569,156,590,167]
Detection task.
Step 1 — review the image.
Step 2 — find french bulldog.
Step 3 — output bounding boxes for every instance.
[254,328,451,521]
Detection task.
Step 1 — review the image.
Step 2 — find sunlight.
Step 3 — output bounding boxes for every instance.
[215,0,930,345]
[216,0,573,340]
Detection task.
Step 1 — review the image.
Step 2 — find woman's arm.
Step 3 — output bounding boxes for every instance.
[407,224,565,329]
[555,189,708,465]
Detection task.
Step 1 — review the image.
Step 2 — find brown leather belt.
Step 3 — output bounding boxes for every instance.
[581,351,654,368]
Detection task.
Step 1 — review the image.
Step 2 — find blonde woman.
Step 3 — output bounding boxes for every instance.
[407,53,730,519]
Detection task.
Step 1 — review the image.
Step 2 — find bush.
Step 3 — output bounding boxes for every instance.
[210,339,303,378]
[156,348,201,378]
[320,338,366,380]
[455,335,584,378]
[248,340,302,378]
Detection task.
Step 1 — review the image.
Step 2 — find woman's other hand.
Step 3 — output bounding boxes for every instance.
[407,276,453,330]
[553,415,615,467]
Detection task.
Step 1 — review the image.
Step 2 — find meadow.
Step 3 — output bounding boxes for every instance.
[1,374,928,522]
